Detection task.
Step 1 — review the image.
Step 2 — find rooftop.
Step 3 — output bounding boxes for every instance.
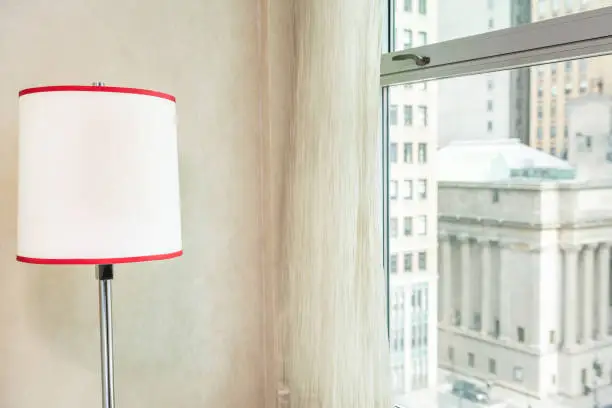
[437,138,575,183]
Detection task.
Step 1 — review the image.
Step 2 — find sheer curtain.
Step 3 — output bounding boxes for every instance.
[278,0,390,406]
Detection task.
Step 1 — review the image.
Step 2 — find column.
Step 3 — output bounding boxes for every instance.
[439,231,453,325]
[459,234,471,329]
[583,244,596,344]
[599,243,610,339]
[563,244,579,349]
[479,237,492,335]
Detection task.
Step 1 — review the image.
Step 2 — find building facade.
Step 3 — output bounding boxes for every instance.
[437,138,612,398]
[389,0,439,394]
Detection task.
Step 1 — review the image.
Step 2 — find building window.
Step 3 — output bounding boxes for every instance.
[538,105,543,120]
[403,29,413,49]
[390,104,398,125]
[537,127,543,140]
[403,104,413,126]
[487,100,493,111]
[404,216,413,236]
[488,18,494,29]
[473,312,481,331]
[492,189,500,203]
[513,367,524,382]
[487,79,494,90]
[549,330,556,344]
[551,146,557,155]
[416,216,427,235]
[518,326,525,343]
[552,85,557,96]
[390,180,398,199]
[418,179,427,199]
[488,358,497,374]
[580,79,588,93]
[418,143,427,164]
[418,105,428,126]
[404,252,412,272]
[551,64,557,75]
[448,347,454,362]
[418,0,427,15]
[565,60,572,72]
[551,103,557,117]
[390,142,398,163]
[538,86,543,98]
[418,31,427,46]
[494,319,500,337]
[487,121,493,132]
[404,0,412,12]
[403,180,413,200]
[487,0,494,9]
[579,59,588,73]
[390,253,398,274]
[390,217,398,238]
[564,126,569,139]
[565,82,572,95]
[418,251,427,270]
[404,142,413,163]
[468,353,475,368]
[551,126,557,138]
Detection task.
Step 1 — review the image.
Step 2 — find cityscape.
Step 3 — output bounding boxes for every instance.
[388,1,612,408]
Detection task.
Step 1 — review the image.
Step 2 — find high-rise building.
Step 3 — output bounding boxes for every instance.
[437,0,531,147]
[529,0,612,156]
[389,0,439,394]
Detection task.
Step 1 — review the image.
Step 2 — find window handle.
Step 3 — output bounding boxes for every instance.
[391,54,431,67]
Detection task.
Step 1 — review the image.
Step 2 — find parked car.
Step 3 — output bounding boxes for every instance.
[451,380,490,404]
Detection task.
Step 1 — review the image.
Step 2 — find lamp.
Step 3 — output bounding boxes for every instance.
[17,83,183,408]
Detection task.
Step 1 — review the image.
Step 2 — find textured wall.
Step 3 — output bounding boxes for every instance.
[0,1,266,407]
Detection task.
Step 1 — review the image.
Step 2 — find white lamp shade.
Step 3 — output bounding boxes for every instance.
[17,85,183,264]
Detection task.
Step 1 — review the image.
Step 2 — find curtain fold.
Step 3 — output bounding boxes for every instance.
[279,0,389,406]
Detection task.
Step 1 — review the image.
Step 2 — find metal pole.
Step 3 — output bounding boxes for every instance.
[96,264,115,408]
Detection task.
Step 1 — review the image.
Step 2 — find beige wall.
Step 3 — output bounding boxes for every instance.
[0,0,281,407]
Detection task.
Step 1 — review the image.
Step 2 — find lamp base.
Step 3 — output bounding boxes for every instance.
[97,264,115,408]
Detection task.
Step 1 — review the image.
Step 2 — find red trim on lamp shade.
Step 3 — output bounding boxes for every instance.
[16,250,183,265]
[18,85,176,103]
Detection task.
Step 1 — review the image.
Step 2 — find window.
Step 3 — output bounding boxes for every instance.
[538,86,543,98]
[403,142,413,163]
[390,253,398,274]
[538,105,543,119]
[390,217,398,238]
[404,253,412,272]
[403,29,412,50]
[551,85,557,96]
[448,347,454,362]
[492,189,499,203]
[487,0,494,9]
[551,126,557,138]
[537,127,543,140]
[517,327,525,343]
[487,79,494,90]
[487,100,493,111]
[390,142,398,163]
[551,146,557,156]
[403,216,413,236]
[551,64,557,75]
[565,82,572,95]
[418,251,427,271]
[468,353,475,368]
[580,59,588,73]
[403,180,413,200]
[390,180,398,200]
[513,367,524,382]
[550,330,556,344]
[564,126,569,138]
[403,0,412,12]
[417,179,427,199]
[418,0,426,15]
[494,319,500,337]
[488,18,494,29]
[416,216,427,236]
[473,312,481,331]
[565,60,572,72]
[390,104,398,125]
[580,79,588,93]
[404,105,413,126]
[417,106,428,127]
[489,359,497,374]
[487,121,493,132]
[551,103,556,117]
[418,31,427,46]
[418,143,427,164]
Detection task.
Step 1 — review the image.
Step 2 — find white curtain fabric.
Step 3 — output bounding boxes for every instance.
[280,0,390,406]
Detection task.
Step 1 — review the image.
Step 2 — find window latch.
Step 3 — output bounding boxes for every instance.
[391,54,431,67]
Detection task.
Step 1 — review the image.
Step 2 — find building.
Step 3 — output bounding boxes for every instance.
[389,0,439,394]
[436,138,612,398]
[437,0,531,147]
[529,0,612,154]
